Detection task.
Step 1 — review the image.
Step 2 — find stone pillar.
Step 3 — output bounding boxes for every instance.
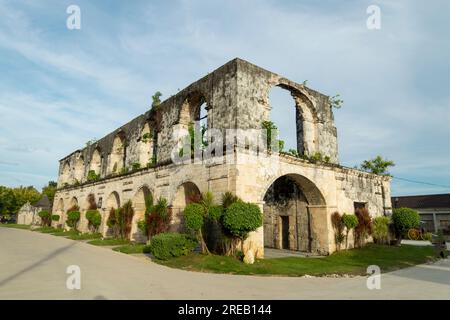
[308,205,331,255]
[433,212,438,233]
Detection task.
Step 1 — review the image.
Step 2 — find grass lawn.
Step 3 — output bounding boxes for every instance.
[68,232,102,240]
[33,226,63,233]
[88,238,130,246]
[0,223,31,229]
[156,244,441,277]
[113,244,146,254]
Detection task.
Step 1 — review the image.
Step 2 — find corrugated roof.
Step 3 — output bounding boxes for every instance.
[391,194,450,209]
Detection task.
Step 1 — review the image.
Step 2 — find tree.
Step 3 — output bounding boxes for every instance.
[0,186,16,217]
[86,210,102,232]
[184,203,208,254]
[360,155,395,176]
[38,210,52,227]
[12,186,41,212]
[331,212,345,251]
[151,91,162,110]
[354,208,373,247]
[222,202,262,253]
[391,207,420,245]
[42,181,57,206]
[342,213,358,249]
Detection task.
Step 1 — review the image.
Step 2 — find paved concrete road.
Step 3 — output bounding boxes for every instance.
[0,228,449,300]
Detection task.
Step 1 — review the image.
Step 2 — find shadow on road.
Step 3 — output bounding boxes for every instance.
[386,258,450,286]
[0,241,77,287]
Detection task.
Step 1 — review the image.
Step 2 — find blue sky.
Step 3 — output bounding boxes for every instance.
[0,0,449,196]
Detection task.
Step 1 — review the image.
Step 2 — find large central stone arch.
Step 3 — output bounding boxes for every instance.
[261,173,327,253]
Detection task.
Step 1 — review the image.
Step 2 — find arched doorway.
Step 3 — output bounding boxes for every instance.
[262,174,325,252]
[54,198,65,227]
[104,191,120,237]
[171,182,201,232]
[131,186,152,242]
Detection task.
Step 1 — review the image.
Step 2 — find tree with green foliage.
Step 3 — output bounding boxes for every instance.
[42,181,57,206]
[151,91,162,111]
[86,210,102,232]
[392,207,420,245]
[0,186,16,218]
[262,121,283,152]
[13,186,41,211]
[360,155,395,176]
[222,201,262,253]
[184,203,207,254]
[221,192,240,209]
[67,211,81,231]
[342,213,359,249]
[38,210,51,227]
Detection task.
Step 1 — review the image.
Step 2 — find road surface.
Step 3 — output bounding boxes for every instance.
[0,228,449,299]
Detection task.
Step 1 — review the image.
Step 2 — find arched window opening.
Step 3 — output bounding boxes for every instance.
[268,86,298,154]
[90,148,102,177]
[139,123,153,167]
[110,133,126,174]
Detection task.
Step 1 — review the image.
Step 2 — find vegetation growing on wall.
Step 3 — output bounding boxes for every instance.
[87,170,100,182]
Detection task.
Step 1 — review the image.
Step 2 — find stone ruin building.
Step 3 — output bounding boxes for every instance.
[52,58,392,257]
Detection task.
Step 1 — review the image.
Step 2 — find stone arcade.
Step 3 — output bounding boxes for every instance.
[52,58,391,257]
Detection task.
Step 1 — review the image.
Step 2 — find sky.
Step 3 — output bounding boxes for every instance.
[0,0,449,196]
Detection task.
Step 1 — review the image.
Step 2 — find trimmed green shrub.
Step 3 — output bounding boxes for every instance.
[423,232,433,242]
[67,211,81,230]
[184,203,204,231]
[372,216,390,244]
[223,202,262,251]
[184,203,208,254]
[150,232,197,260]
[342,213,358,248]
[51,214,60,222]
[143,244,152,254]
[392,207,420,244]
[38,210,51,226]
[86,209,102,232]
[208,205,223,222]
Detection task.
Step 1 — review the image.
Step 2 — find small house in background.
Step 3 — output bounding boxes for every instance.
[16,194,51,226]
[392,194,450,236]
